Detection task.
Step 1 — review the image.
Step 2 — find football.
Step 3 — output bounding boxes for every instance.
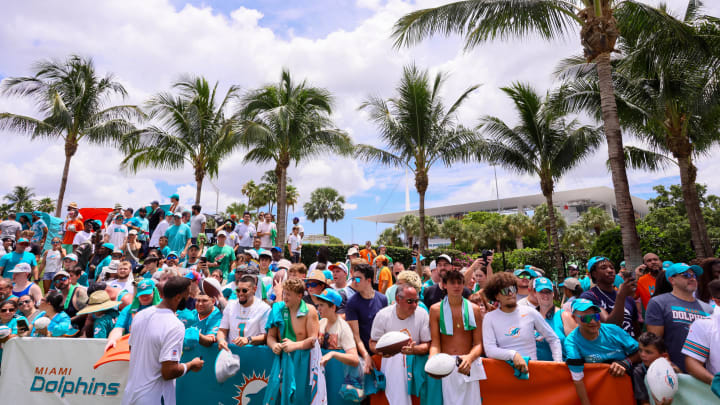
[34,316,51,330]
[425,353,456,379]
[376,331,411,356]
[646,357,679,402]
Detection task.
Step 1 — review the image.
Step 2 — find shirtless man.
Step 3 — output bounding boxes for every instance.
[267,278,319,354]
[429,269,484,403]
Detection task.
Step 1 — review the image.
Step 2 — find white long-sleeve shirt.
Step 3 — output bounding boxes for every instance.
[482,304,562,362]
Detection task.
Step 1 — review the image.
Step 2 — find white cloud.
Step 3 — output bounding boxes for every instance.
[344,202,359,210]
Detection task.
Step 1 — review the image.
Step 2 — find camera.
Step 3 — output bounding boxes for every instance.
[481,250,493,264]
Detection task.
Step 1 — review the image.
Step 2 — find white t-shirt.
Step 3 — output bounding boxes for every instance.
[219,298,271,341]
[224,231,239,248]
[72,230,92,246]
[287,234,302,253]
[122,307,184,405]
[149,220,170,247]
[105,223,128,248]
[319,317,355,351]
[482,304,562,362]
[190,213,206,237]
[682,310,720,375]
[109,279,135,295]
[257,221,276,248]
[370,305,431,344]
[234,222,256,247]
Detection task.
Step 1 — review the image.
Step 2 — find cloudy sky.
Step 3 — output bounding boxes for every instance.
[1,0,718,243]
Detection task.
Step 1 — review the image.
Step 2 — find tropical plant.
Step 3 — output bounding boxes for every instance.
[480,213,508,253]
[390,0,695,269]
[505,213,535,249]
[4,186,36,213]
[562,223,593,250]
[225,202,251,218]
[556,2,720,257]
[377,226,403,247]
[285,185,299,222]
[303,187,346,236]
[357,64,480,252]
[0,55,142,216]
[579,207,615,236]
[440,218,464,249]
[121,76,241,204]
[238,69,353,252]
[422,216,441,248]
[479,83,602,270]
[241,180,269,219]
[34,197,56,214]
[396,214,420,248]
[0,204,13,219]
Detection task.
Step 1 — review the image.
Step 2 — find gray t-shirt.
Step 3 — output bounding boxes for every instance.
[189,213,206,237]
[0,220,21,240]
[645,292,712,372]
[370,305,431,345]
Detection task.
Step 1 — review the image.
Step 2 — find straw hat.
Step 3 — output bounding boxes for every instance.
[77,290,120,315]
[67,202,79,209]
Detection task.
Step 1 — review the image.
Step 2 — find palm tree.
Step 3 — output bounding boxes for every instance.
[562,223,593,250]
[122,76,241,204]
[0,204,13,219]
[238,69,353,252]
[390,0,690,269]
[556,2,720,257]
[4,186,36,212]
[34,197,56,214]
[396,214,420,248]
[481,213,508,253]
[533,203,568,236]
[423,216,440,248]
[377,227,403,247]
[357,64,481,252]
[506,213,535,249]
[480,82,602,270]
[303,187,346,236]
[0,55,142,216]
[285,185,299,222]
[579,207,615,236]
[225,202,251,218]
[441,218,464,249]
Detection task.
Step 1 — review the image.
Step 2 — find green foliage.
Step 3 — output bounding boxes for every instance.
[326,235,343,245]
[303,187,346,236]
[377,227,403,247]
[578,207,615,235]
[298,244,465,268]
[34,197,56,214]
[589,227,624,266]
[4,186,36,213]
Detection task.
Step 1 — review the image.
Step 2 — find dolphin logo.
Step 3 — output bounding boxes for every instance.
[505,327,521,337]
[665,370,675,389]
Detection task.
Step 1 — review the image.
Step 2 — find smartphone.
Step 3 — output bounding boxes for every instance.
[16,318,29,333]
[622,269,635,282]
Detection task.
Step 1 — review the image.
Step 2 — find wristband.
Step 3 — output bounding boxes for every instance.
[181,363,188,376]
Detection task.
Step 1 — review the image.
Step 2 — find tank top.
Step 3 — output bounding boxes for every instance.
[12,282,34,298]
[44,249,63,275]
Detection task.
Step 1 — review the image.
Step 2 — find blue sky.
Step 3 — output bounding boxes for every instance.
[0,0,717,245]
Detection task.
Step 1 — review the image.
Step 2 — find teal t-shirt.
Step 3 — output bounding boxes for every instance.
[0,251,37,278]
[196,307,222,336]
[564,323,638,375]
[165,224,192,254]
[0,316,27,334]
[92,309,119,338]
[116,304,150,333]
[94,255,112,280]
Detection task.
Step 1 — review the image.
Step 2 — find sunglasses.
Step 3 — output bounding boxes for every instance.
[500,286,517,296]
[51,241,61,244]
[401,298,420,305]
[0,308,14,313]
[19,300,32,305]
[516,274,532,280]
[675,271,696,279]
[236,288,250,294]
[578,313,601,323]
[167,256,178,260]
[353,277,362,283]
[55,277,69,282]
[306,282,321,288]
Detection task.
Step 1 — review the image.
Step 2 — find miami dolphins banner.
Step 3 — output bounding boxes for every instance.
[0,338,128,405]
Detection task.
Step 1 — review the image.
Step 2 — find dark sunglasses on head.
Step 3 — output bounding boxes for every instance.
[236,288,250,294]
[578,313,601,323]
[500,285,517,296]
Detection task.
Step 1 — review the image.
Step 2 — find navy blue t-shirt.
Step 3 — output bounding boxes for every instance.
[580,286,638,337]
[345,291,387,352]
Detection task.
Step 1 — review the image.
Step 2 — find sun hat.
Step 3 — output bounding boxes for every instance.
[436,254,452,264]
[571,298,601,313]
[533,277,554,292]
[67,202,78,209]
[136,279,157,297]
[63,254,78,262]
[665,263,703,281]
[114,203,122,210]
[347,247,359,256]
[53,270,71,279]
[305,270,329,285]
[559,277,581,291]
[10,262,31,273]
[277,259,292,270]
[76,290,120,315]
[314,288,343,307]
[328,262,348,274]
[106,260,119,274]
[215,348,241,384]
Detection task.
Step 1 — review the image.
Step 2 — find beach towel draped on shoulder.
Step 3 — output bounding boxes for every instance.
[439,297,476,336]
[265,300,308,342]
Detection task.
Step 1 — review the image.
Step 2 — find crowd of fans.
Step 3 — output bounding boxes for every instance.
[0,198,719,405]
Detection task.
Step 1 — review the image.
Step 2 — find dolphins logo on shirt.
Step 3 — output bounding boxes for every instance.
[505,327,521,337]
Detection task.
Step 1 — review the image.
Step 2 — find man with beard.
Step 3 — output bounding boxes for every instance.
[635,252,663,311]
[109,261,134,295]
[234,212,256,254]
[423,254,471,308]
[217,274,271,350]
[429,269,484,404]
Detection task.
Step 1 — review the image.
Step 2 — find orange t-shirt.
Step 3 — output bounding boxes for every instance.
[359,248,376,265]
[62,218,84,245]
[635,273,656,309]
[378,266,394,294]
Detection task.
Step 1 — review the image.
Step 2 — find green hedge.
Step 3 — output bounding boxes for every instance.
[296,244,466,267]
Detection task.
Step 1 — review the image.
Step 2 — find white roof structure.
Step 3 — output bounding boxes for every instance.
[357,186,649,225]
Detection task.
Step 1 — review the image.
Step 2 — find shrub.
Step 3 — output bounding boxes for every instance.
[297,244,466,267]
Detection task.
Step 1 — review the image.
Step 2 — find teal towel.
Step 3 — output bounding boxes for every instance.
[505,356,531,380]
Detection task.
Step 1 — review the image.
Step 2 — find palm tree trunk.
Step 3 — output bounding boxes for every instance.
[55,143,76,217]
[515,236,524,250]
[195,173,203,205]
[677,155,713,258]
[544,192,563,270]
[323,217,328,236]
[450,237,456,249]
[276,165,288,253]
[416,170,428,252]
[595,53,642,269]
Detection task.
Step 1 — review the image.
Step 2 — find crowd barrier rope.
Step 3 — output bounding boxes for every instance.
[1,337,718,404]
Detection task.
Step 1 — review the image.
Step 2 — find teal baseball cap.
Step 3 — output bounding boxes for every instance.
[533,277,553,292]
[662,261,674,269]
[587,256,610,272]
[571,298,601,313]
[170,193,180,200]
[166,251,179,259]
[665,263,702,281]
[17,238,29,244]
[136,279,156,296]
[102,243,115,251]
[514,268,538,278]
[314,288,343,307]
